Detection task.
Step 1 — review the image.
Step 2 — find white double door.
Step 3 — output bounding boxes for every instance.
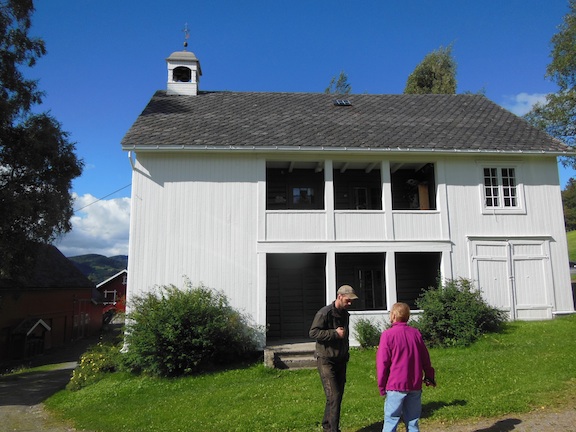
[470,239,553,320]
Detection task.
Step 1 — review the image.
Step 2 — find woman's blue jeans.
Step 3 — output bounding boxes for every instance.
[383,390,422,432]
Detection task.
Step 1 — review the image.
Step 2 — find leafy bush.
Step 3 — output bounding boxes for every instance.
[354,318,383,348]
[122,282,261,377]
[67,342,121,391]
[414,278,507,347]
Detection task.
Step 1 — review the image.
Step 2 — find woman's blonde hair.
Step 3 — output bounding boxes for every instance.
[391,302,411,322]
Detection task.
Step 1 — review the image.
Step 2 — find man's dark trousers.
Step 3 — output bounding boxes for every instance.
[317,357,347,432]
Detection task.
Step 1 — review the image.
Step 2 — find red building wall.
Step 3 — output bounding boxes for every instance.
[0,286,102,363]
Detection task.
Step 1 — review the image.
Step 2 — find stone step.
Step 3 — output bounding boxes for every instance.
[264,341,316,370]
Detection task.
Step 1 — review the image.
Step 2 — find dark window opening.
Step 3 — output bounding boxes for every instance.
[334,168,382,210]
[391,163,436,210]
[395,252,441,309]
[173,66,192,82]
[336,253,386,310]
[267,167,325,210]
[266,253,326,340]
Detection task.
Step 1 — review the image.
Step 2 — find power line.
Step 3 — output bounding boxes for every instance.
[73,184,132,213]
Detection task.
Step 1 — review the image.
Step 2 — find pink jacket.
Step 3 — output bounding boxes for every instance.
[376,322,435,395]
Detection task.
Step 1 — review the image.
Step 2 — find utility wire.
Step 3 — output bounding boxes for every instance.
[73,183,132,213]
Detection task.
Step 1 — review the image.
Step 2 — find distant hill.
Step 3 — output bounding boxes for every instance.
[68,254,128,284]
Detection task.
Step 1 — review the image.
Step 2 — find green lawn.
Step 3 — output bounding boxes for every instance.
[45,315,576,432]
[568,230,576,262]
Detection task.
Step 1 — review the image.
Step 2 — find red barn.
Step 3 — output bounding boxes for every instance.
[0,244,101,365]
[96,269,127,323]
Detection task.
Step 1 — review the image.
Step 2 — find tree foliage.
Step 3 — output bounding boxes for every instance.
[0,0,82,277]
[562,177,576,231]
[325,70,352,95]
[525,0,576,167]
[404,45,457,94]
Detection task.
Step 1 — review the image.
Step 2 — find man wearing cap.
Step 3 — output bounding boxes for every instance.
[309,285,358,432]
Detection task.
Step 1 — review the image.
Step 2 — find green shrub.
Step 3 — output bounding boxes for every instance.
[122,282,261,377]
[414,278,507,348]
[67,342,121,391]
[353,318,383,348]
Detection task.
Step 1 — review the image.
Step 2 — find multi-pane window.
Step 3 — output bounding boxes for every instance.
[483,167,517,208]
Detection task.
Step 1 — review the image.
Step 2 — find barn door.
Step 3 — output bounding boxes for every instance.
[471,239,551,320]
[471,241,513,316]
[509,241,551,319]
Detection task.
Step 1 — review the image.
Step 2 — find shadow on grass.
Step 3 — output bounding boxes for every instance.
[421,398,467,418]
[355,399,467,432]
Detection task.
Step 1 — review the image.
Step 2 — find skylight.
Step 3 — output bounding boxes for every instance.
[333,99,352,106]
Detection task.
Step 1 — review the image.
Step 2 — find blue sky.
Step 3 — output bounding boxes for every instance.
[28,0,572,256]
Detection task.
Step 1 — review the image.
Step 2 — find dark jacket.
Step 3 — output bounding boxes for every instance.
[309,302,350,361]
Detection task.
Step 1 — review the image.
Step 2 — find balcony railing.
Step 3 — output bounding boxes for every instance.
[264,210,443,241]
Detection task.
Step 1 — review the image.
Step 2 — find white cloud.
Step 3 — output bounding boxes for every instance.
[501,92,548,116]
[53,193,130,257]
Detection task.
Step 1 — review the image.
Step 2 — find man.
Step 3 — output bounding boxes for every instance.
[309,284,358,432]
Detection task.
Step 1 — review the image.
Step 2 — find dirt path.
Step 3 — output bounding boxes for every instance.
[421,407,576,432]
[0,338,96,432]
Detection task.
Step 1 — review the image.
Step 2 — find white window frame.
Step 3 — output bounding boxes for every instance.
[479,163,526,215]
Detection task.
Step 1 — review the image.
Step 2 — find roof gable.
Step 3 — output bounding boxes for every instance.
[122,92,569,154]
[0,244,94,289]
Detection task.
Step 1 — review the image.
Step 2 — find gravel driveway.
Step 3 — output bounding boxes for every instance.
[1,338,575,432]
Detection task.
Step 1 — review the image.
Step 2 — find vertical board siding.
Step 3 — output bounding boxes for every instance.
[265,211,326,240]
[391,212,443,240]
[334,212,386,240]
[128,153,260,318]
[127,152,573,331]
[447,156,572,315]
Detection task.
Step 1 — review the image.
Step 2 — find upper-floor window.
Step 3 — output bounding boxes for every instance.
[333,168,382,210]
[391,162,436,210]
[267,166,325,210]
[483,167,518,208]
[103,290,118,304]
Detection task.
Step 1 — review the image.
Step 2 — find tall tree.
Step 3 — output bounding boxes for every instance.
[562,178,576,231]
[525,0,576,167]
[0,0,82,278]
[404,45,457,94]
[325,71,352,95]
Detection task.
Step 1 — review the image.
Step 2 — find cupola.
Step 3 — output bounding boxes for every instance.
[166,50,202,95]
[166,25,201,96]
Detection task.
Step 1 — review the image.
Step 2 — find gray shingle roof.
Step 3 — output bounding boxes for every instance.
[121,91,569,154]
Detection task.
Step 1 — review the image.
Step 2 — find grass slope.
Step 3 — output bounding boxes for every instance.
[567,230,576,262]
[45,316,576,432]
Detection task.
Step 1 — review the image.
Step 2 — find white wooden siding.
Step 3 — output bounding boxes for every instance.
[127,151,573,333]
[128,153,261,320]
[334,211,386,240]
[265,211,326,240]
[391,211,444,240]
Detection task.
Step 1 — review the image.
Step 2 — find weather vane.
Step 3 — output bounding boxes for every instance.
[183,23,190,50]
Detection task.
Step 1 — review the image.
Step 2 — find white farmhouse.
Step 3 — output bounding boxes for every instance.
[121,49,575,346]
